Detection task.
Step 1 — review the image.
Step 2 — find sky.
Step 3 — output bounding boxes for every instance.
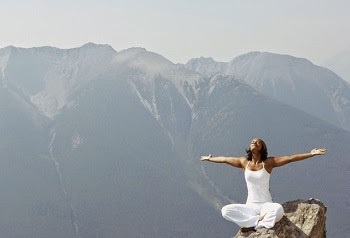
[0,0,349,65]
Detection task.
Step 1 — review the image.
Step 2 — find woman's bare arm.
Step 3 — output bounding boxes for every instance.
[200,154,245,168]
[270,148,327,168]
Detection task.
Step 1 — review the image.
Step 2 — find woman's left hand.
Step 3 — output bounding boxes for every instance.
[311,148,327,155]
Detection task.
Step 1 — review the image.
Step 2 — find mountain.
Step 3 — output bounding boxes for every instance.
[0,88,76,237]
[323,49,350,84]
[185,52,350,132]
[0,44,349,238]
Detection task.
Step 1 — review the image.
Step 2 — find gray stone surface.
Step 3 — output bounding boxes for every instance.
[234,199,327,238]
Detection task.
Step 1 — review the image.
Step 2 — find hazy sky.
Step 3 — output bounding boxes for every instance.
[1,0,349,65]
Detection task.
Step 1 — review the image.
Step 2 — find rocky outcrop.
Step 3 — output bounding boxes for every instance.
[234,198,327,238]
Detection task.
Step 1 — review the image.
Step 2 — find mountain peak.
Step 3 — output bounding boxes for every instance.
[186,56,217,64]
[231,51,312,66]
[80,42,115,51]
[113,47,174,71]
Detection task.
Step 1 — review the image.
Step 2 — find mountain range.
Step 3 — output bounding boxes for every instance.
[0,43,349,238]
[185,52,350,132]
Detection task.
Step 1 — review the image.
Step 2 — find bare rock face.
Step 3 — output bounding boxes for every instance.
[234,199,327,238]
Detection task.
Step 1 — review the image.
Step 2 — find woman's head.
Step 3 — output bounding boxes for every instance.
[246,138,268,161]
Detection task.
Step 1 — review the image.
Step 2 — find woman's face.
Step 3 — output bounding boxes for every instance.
[250,138,262,152]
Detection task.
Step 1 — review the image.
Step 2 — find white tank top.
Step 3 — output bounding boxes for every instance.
[244,161,272,203]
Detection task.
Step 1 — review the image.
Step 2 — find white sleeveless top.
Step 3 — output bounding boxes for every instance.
[244,161,272,203]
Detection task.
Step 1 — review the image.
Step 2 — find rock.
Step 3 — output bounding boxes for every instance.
[234,198,327,238]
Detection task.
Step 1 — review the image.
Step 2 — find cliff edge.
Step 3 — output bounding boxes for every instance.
[234,198,327,238]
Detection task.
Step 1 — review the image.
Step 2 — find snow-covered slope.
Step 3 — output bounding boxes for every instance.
[0,46,12,88]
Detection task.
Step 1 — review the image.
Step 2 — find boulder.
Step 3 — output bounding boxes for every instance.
[234,198,327,238]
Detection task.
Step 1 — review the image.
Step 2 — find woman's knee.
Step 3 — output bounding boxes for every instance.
[275,203,284,221]
[262,203,284,218]
[221,204,239,218]
[266,203,284,222]
[221,204,230,218]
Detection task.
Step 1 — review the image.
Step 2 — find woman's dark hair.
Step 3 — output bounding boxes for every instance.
[246,138,268,161]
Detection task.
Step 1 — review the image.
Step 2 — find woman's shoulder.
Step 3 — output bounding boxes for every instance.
[265,156,276,162]
[264,157,277,172]
[240,157,248,164]
[263,157,276,166]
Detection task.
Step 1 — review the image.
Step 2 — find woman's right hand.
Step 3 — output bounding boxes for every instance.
[200,154,212,161]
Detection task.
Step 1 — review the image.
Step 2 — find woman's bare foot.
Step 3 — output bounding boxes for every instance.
[259,213,266,221]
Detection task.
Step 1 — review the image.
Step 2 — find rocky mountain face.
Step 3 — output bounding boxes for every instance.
[0,44,349,238]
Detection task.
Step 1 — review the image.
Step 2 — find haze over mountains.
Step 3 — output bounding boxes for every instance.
[323,49,350,84]
[0,43,349,238]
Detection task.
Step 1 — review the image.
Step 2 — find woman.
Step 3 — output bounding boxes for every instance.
[200,138,326,232]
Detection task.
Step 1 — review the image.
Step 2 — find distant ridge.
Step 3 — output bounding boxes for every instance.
[185,52,350,131]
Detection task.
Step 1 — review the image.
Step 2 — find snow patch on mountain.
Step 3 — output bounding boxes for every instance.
[128,78,177,148]
[72,133,84,149]
[0,47,12,88]
[128,80,161,121]
[208,74,226,96]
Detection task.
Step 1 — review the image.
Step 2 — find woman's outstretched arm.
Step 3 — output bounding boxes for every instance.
[200,154,245,168]
[270,148,327,168]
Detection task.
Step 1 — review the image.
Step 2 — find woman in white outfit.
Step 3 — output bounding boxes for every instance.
[200,138,326,232]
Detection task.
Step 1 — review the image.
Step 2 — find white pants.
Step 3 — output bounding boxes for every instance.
[221,202,284,229]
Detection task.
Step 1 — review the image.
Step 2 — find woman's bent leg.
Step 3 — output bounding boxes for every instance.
[221,204,260,228]
[256,202,284,229]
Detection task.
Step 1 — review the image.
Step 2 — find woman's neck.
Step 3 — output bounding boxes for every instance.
[251,153,261,164]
